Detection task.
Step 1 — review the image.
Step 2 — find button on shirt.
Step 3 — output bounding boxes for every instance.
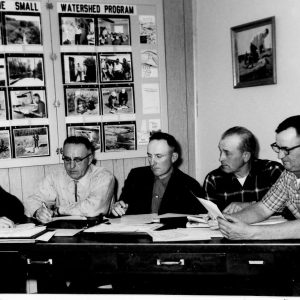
[25,164,115,217]
[262,170,300,218]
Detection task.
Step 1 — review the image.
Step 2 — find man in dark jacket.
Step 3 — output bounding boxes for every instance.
[112,131,205,216]
[0,186,25,227]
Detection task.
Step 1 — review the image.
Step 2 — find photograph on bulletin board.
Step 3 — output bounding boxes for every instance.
[0,56,6,86]
[4,14,42,45]
[62,53,97,84]
[12,126,50,158]
[139,15,156,44]
[101,85,134,115]
[7,55,44,87]
[9,88,47,119]
[60,16,95,46]
[0,89,7,121]
[99,53,133,82]
[103,121,136,152]
[98,16,130,46]
[0,128,11,159]
[67,123,101,151]
[64,86,99,117]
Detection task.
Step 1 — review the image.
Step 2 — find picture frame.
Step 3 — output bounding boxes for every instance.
[13,126,50,158]
[0,56,6,86]
[103,121,136,152]
[60,16,95,46]
[99,53,133,83]
[0,128,11,159]
[101,84,134,115]
[62,53,97,84]
[98,16,131,46]
[64,86,99,116]
[231,16,276,88]
[0,89,7,121]
[4,13,42,45]
[67,123,101,151]
[7,55,45,87]
[9,88,47,120]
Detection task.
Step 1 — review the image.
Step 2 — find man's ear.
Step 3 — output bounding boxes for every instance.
[88,153,94,165]
[243,151,251,163]
[171,152,179,163]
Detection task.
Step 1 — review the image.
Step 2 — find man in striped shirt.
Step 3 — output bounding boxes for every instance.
[203,126,284,214]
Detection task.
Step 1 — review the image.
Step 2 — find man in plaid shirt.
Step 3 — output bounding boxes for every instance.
[204,126,284,213]
[217,116,300,239]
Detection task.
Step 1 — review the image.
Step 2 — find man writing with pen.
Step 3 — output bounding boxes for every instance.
[25,136,115,223]
[112,131,205,217]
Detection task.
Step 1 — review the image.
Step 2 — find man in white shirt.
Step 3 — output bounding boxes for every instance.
[25,136,115,223]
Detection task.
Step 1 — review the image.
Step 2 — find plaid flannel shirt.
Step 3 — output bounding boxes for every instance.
[262,170,300,218]
[203,159,284,210]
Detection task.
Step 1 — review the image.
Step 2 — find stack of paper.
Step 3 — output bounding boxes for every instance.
[0,224,46,242]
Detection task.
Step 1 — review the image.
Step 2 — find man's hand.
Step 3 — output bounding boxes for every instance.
[111,201,128,217]
[35,205,53,223]
[0,217,15,228]
[218,214,254,240]
[223,202,252,214]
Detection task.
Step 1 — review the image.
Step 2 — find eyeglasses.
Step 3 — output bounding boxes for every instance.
[62,153,92,164]
[270,142,300,156]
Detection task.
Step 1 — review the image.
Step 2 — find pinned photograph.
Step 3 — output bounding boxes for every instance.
[9,89,47,119]
[139,15,156,44]
[231,17,276,88]
[101,85,134,115]
[0,90,7,120]
[103,122,136,152]
[0,57,6,86]
[62,54,97,84]
[7,56,44,87]
[67,124,101,150]
[65,87,99,116]
[0,129,11,159]
[98,17,130,45]
[60,17,95,45]
[141,49,158,78]
[13,126,49,158]
[99,53,132,82]
[5,14,42,45]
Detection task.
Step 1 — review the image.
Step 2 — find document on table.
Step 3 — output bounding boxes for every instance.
[251,215,287,226]
[0,224,46,238]
[148,227,223,242]
[50,215,87,222]
[108,213,159,225]
[84,222,163,233]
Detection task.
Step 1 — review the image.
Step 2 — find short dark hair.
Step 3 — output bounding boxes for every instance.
[149,131,179,154]
[63,136,94,152]
[221,126,258,158]
[276,115,300,136]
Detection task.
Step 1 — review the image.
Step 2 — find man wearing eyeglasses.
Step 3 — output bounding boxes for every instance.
[111,131,205,217]
[217,115,300,239]
[25,136,115,223]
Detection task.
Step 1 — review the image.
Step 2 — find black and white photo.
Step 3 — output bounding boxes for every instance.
[67,124,101,150]
[62,54,97,84]
[101,85,134,115]
[0,90,7,121]
[103,122,136,152]
[9,89,47,119]
[99,53,132,82]
[0,57,6,86]
[0,129,11,159]
[13,126,50,158]
[7,55,44,87]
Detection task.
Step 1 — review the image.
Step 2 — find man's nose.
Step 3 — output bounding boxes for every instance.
[70,160,76,168]
[219,152,225,162]
[149,157,156,165]
[278,150,286,160]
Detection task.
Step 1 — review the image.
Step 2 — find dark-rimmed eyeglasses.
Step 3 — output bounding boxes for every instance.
[62,153,92,164]
[270,142,300,156]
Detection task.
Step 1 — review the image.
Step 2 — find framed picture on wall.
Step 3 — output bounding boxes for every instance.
[231,16,276,88]
[0,128,11,159]
[103,121,136,152]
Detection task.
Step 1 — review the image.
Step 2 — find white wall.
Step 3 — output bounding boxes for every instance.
[194,0,300,183]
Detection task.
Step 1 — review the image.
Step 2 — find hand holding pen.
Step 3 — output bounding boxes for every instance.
[35,202,53,224]
[112,200,128,217]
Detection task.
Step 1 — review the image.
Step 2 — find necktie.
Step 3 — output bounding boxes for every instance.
[74,180,78,202]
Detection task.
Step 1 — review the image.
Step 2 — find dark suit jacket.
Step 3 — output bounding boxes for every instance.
[0,186,25,223]
[119,166,205,215]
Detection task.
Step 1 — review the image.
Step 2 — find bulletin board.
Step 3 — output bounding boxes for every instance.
[0,0,167,166]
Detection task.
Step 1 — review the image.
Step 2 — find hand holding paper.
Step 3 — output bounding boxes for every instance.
[196,197,226,220]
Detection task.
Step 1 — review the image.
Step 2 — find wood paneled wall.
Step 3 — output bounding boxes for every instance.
[0,0,197,204]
